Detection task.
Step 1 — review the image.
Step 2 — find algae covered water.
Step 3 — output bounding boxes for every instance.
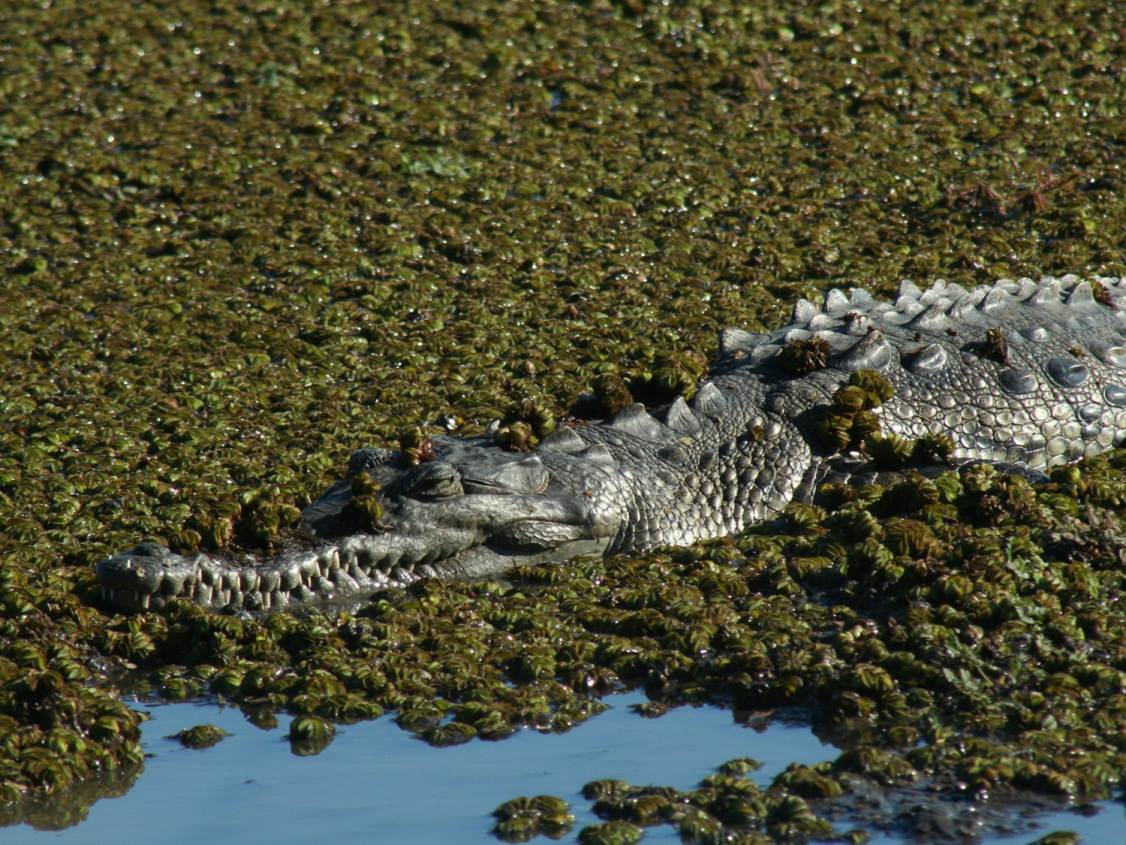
[2,0,1126,842]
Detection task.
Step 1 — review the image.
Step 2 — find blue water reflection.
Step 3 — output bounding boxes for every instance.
[6,691,1123,843]
[7,691,825,843]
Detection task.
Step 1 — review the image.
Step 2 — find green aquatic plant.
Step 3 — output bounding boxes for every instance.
[170,724,229,749]
[0,0,1124,838]
[492,794,574,842]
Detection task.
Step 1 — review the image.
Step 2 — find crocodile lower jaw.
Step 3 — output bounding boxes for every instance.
[96,534,481,613]
[95,533,600,613]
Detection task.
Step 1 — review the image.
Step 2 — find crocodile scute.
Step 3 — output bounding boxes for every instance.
[96,274,1126,613]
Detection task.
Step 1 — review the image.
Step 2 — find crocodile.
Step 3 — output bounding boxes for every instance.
[96,274,1126,613]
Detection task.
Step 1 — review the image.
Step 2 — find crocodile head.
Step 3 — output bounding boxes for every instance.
[96,438,620,613]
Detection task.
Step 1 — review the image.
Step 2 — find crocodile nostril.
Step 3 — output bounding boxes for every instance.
[397,462,464,500]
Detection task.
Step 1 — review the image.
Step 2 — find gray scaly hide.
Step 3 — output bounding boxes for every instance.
[96,275,1126,612]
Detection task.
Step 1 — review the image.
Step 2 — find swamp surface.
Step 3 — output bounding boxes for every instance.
[1,0,1125,841]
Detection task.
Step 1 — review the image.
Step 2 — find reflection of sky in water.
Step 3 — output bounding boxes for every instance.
[5,690,1122,843]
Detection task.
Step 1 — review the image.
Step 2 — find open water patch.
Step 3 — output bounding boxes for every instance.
[6,691,825,843]
[7,690,1123,843]
[8,689,1126,842]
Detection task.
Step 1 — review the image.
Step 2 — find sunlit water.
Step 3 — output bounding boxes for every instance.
[7,691,1123,843]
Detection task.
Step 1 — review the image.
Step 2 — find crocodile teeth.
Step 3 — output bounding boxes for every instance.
[161,571,186,596]
[350,548,372,574]
[333,571,360,592]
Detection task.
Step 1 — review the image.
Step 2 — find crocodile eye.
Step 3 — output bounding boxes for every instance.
[396,462,464,500]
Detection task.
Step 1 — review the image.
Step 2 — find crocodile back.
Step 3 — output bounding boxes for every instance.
[714,275,1126,470]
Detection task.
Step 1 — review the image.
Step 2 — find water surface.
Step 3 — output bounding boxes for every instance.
[9,692,826,843]
[9,693,1122,843]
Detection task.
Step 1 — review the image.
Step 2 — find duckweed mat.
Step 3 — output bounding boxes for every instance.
[1,0,1125,839]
